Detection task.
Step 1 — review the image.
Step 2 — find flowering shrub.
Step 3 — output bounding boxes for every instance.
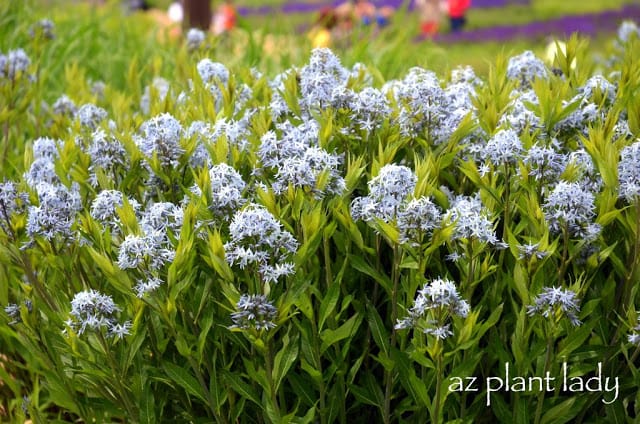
[2,3,640,423]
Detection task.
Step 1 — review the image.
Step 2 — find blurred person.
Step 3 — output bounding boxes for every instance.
[183,0,212,30]
[168,1,184,23]
[354,0,377,25]
[308,7,338,48]
[334,0,393,31]
[212,0,237,35]
[447,0,471,32]
[416,0,441,37]
[375,5,394,27]
[127,0,151,11]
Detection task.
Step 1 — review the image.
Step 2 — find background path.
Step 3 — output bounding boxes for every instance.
[429,3,640,42]
[237,0,532,17]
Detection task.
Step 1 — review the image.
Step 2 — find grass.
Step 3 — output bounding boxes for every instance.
[8,0,632,89]
[467,0,632,30]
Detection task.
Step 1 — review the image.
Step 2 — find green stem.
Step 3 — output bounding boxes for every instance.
[623,198,640,312]
[21,252,57,312]
[324,232,347,424]
[459,350,468,419]
[556,225,570,285]
[323,231,333,290]
[464,241,476,300]
[310,313,327,424]
[383,244,402,424]
[151,302,222,422]
[534,334,553,424]
[264,337,281,420]
[607,199,640,359]
[2,94,13,165]
[630,344,640,364]
[502,165,511,243]
[433,346,443,424]
[97,332,137,419]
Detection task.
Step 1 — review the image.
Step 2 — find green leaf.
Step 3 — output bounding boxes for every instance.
[318,278,341,331]
[86,246,131,295]
[320,313,362,353]
[288,373,318,407]
[301,358,323,382]
[490,391,512,423]
[557,321,595,360]
[139,379,156,424]
[273,332,299,393]
[209,359,226,415]
[393,348,429,407]
[0,358,21,396]
[372,218,400,245]
[291,406,317,424]
[221,369,262,407]
[366,302,390,357]
[162,363,208,405]
[540,398,577,424]
[124,321,147,373]
[350,380,382,408]
[350,255,392,295]
[206,231,234,281]
[196,311,214,363]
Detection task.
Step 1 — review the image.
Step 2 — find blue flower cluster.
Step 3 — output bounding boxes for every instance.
[527,286,582,326]
[224,204,298,284]
[65,289,131,339]
[396,277,470,339]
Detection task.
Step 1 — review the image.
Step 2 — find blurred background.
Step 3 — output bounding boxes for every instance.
[2,0,638,86]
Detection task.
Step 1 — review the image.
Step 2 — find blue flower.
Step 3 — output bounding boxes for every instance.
[76,103,108,130]
[527,286,581,326]
[618,20,639,43]
[0,48,32,83]
[135,113,185,168]
[65,289,131,339]
[522,141,566,186]
[543,181,599,238]
[186,28,206,51]
[230,294,278,331]
[397,197,442,246]
[385,67,447,139]
[481,128,524,166]
[52,95,77,118]
[272,146,345,198]
[299,48,348,112]
[618,141,640,202]
[444,194,498,245]
[0,181,29,231]
[29,19,55,40]
[224,204,298,283]
[192,163,246,218]
[87,129,128,186]
[500,89,542,133]
[516,242,549,260]
[396,277,470,339]
[351,164,417,223]
[197,59,229,85]
[140,77,171,116]
[26,182,82,243]
[133,276,163,298]
[506,51,548,88]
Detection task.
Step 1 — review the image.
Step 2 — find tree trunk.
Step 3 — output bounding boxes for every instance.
[183,0,212,30]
